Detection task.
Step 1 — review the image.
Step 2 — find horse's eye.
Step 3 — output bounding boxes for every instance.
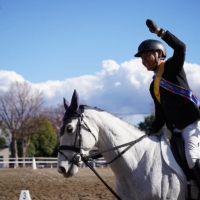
[66,125,73,133]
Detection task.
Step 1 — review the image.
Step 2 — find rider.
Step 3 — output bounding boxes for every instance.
[134,19,200,188]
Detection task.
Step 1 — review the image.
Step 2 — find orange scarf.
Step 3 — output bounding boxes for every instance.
[154,62,165,103]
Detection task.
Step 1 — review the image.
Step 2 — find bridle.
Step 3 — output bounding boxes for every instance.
[57,105,148,200]
[58,113,97,166]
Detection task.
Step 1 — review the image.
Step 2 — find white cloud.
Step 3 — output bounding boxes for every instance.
[1,60,200,123]
[0,70,25,91]
[184,62,200,93]
[102,60,120,75]
[114,82,121,86]
[32,75,101,106]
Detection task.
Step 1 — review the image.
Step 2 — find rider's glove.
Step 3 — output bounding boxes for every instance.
[146,19,158,33]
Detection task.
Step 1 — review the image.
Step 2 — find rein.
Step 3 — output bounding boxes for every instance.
[84,134,148,164]
[58,108,148,200]
[82,157,122,200]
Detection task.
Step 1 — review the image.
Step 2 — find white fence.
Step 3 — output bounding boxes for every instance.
[0,157,57,169]
[0,157,107,169]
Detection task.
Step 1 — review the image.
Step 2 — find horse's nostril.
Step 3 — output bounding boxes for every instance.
[60,166,66,174]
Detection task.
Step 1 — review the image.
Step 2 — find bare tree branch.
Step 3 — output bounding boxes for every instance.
[0,81,44,161]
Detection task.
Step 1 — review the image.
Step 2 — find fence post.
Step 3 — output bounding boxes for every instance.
[92,160,96,168]
[32,157,36,170]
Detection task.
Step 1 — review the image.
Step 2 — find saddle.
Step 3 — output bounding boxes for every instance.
[168,131,194,181]
[163,129,199,200]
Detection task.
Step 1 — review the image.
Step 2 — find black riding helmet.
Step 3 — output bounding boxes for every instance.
[134,39,167,59]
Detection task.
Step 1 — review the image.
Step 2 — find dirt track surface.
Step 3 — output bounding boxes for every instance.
[0,167,116,200]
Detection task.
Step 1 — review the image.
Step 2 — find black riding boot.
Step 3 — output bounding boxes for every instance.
[191,159,200,187]
[191,159,200,199]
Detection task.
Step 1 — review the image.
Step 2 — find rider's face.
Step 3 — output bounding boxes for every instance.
[141,51,157,71]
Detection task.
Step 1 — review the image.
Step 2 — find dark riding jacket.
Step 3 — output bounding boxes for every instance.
[150,31,200,132]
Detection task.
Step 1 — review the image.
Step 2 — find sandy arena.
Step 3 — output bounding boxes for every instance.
[0,167,116,200]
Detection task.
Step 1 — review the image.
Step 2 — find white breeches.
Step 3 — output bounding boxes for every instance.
[182,120,200,169]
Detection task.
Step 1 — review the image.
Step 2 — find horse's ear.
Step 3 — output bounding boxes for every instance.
[70,89,79,111]
[63,98,69,110]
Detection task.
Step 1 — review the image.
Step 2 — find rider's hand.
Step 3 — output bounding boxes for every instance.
[146,19,158,33]
[145,126,155,136]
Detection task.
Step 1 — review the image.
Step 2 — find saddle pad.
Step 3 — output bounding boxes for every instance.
[160,135,187,186]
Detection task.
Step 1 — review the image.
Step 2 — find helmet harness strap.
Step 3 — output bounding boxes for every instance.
[153,51,159,71]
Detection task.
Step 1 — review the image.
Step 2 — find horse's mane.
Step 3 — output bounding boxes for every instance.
[80,104,140,131]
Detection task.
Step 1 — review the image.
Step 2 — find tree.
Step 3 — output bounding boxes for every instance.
[137,114,155,131]
[17,115,50,157]
[137,113,166,135]
[42,104,65,157]
[43,103,64,136]
[0,120,10,143]
[0,137,6,146]
[0,81,43,164]
[27,117,58,157]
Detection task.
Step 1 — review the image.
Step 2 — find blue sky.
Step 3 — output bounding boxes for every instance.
[0,0,200,125]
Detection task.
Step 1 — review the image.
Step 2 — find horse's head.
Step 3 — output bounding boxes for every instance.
[57,90,97,178]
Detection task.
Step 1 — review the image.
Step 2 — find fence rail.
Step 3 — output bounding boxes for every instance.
[0,157,57,168]
[0,157,107,169]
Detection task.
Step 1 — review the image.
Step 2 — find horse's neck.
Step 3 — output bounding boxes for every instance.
[84,109,160,184]
[85,108,142,142]
[84,108,152,160]
[84,108,161,191]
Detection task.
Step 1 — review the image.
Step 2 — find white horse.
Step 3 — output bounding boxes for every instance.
[57,90,189,200]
